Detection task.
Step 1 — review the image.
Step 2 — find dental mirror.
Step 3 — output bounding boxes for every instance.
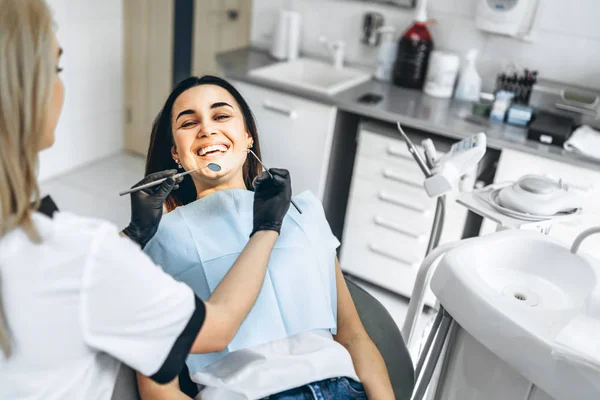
[207,163,221,172]
[119,163,221,196]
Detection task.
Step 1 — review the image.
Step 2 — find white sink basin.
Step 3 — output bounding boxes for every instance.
[431,230,600,399]
[248,58,371,95]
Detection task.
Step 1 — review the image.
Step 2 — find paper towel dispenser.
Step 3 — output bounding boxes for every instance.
[476,0,540,38]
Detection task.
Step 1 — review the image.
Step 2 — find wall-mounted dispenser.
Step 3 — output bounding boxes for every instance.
[476,0,540,39]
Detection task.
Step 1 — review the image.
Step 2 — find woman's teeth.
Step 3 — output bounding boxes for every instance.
[197,144,228,156]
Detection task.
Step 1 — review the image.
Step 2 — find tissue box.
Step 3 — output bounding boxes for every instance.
[527,111,574,146]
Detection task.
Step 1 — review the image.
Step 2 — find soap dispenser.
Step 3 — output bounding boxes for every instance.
[454,49,482,102]
[374,26,397,82]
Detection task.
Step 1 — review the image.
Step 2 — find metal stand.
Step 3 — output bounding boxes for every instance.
[411,308,455,400]
[396,123,455,400]
[426,197,446,256]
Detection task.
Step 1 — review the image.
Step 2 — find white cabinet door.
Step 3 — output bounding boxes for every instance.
[481,148,600,257]
[230,80,337,200]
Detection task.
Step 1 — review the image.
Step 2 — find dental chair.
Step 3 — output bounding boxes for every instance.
[110,277,415,400]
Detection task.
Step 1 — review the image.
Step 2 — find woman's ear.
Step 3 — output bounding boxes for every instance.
[171,145,178,160]
[246,131,254,149]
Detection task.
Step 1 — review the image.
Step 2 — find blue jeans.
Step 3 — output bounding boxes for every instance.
[260,377,367,399]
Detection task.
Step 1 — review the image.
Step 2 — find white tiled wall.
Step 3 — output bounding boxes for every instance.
[251,0,600,91]
[38,0,124,182]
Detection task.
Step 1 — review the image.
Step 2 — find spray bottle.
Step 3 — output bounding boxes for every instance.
[454,49,482,102]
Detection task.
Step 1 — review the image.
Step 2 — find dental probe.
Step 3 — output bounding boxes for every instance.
[119,163,221,196]
[248,149,303,214]
[396,122,433,178]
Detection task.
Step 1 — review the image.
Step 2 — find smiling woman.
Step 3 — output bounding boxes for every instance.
[138,75,395,400]
[146,76,263,211]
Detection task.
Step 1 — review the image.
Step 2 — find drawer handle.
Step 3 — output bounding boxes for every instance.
[373,216,424,240]
[263,101,298,119]
[378,191,428,214]
[382,168,422,188]
[368,243,415,266]
[387,145,414,161]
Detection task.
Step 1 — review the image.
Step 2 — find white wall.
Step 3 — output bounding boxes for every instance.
[251,0,600,91]
[39,0,124,182]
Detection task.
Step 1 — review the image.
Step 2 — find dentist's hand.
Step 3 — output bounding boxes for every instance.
[251,168,292,237]
[122,170,183,248]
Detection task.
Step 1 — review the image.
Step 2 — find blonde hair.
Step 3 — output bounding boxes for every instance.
[0,0,55,358]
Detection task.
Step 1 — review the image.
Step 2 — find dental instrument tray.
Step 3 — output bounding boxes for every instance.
[472,176,583,222]
[479,185,580,222]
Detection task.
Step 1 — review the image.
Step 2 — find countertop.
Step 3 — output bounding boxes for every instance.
[216,48,600,172]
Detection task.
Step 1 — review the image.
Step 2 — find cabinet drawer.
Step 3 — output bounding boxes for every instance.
[348,176,436,220]
[348,208,429,244]
[359,129,415,162]
[353,155,431,203]
[341,188,467,269]
[340,231,437,306]
[342,208,428,267]
[344,178,433,242]
[358,129,447,169]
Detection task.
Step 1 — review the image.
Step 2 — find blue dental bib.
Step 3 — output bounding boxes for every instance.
[144,189,339,371]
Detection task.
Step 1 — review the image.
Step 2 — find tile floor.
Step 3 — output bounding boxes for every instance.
[40,151,435,359]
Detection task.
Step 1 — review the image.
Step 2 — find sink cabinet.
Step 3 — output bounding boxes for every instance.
[230,80,337,200]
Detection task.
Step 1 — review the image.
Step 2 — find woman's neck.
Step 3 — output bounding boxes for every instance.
[194,175,247,200]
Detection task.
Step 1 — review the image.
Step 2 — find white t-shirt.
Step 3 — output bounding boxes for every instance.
[192,330,360,400]
[0,212,205,400]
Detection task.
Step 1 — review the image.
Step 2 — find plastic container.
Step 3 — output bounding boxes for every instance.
[455,49,482,102]
[423,50,460,98]
[374,26,397,82]
[490,90,515,121]
[472,99,493,117]
[392,0,434,90]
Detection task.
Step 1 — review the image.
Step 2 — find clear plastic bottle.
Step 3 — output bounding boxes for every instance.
[374,26,397,82]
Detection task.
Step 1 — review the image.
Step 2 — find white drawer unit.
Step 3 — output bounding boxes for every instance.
[229,79,337,200]
[340,128,468,307]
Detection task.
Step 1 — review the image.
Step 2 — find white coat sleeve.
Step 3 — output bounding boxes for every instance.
[80,224,205,383]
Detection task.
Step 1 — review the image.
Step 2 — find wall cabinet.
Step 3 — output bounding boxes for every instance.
[229,80,338,200]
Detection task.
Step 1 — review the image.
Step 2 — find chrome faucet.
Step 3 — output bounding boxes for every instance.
[319,36,345,69]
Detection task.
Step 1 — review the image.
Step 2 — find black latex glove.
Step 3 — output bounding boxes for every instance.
[122,170,183,248]
[251,168,292,237]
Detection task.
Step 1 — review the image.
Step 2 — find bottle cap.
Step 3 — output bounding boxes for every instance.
[415,0,428,23]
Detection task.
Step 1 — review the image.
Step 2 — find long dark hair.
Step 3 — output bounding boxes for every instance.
[145,76,263,212]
